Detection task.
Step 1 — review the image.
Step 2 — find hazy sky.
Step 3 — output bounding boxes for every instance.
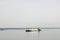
[0,0,60,28]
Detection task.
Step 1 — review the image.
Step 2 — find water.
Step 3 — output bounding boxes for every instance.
[0,29,60,40]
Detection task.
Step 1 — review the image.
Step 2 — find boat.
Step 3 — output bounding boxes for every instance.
[26,28,41,32]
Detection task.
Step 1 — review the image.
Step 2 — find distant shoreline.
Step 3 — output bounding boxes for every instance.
[0,27,60,30]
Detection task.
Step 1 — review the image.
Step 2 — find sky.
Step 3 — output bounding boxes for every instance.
[0,0,60,28]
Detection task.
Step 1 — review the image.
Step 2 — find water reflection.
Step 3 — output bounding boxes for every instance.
[25,31,41,40]
[0,29,60,40]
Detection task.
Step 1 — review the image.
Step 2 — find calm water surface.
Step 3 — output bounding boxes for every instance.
[0,29,60,40]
